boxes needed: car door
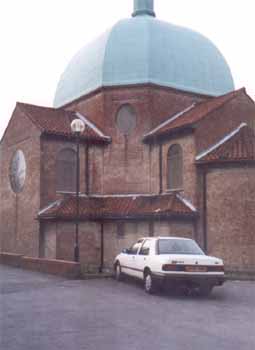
[135,239,153,280]
[121,240,143,277]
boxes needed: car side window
[139,240,151,256]
[129,241,143,255]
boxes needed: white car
[114,237,225,296]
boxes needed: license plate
[185,266,207,272]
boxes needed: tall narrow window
[167,144,183,190]
[56,149,76,192]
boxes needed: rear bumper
[153,272,225,287]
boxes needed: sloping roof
[38,193,197,221]
[196,124,255,163]
[17,102,110,143]
[143,88,245,142]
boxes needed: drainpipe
[99,222,104,273]
[159,144,163,194]
[202,169,208,253]
[85,144,90,195]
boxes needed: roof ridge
[17,101,59,111]
[196,87,245,110]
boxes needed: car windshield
[158,239,204,255]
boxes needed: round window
[116,104,137,135]
[9,150,26,193]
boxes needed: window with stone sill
[167,144,183,190]
[56,148,76,192]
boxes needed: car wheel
[198,285,213,297]
[115,262,123,281]
[144,271,157,294]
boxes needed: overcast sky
[0,0,254,139]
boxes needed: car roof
[140,236,192,241]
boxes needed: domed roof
[54,0,234,107]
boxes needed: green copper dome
[54,0,234,107]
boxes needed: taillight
[162,264,178,271]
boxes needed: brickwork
[66,85,204,195]
[41,138,87,206]
[0,105,41,257]
[1,84,255,274]
[42,221,101,269]
[206,166,255,272]
[0,253,81,278]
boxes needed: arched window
[56,149,76,192]
[167,144,183,190]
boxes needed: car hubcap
[145,274,152,291]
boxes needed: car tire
[115,262,123,281]
[198,285,213,297]
[144,270,157,294]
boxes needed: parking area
[1,265,255,350]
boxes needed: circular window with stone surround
[116,104,137,135]
[9,150,26,193]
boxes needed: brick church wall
[0,106,41,256]
[65,85,204,195]
[40,138,87,206]
[206,166,255,272]
[42,221,101,269]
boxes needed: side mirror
[122,248,129,254]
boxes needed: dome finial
[132,0,156,17]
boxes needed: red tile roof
[144,88,245,142]
[17,102,110,143]
[196,124,255,163]
[38,194,197,221]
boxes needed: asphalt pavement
[0,265,255,350]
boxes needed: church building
[1,0,255,274]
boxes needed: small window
[139,240,152,256]
[116,104,137,135]
[56,149,76,192]
[129,241,143,255]
[167,144,183,190]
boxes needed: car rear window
[158,239,204,255]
